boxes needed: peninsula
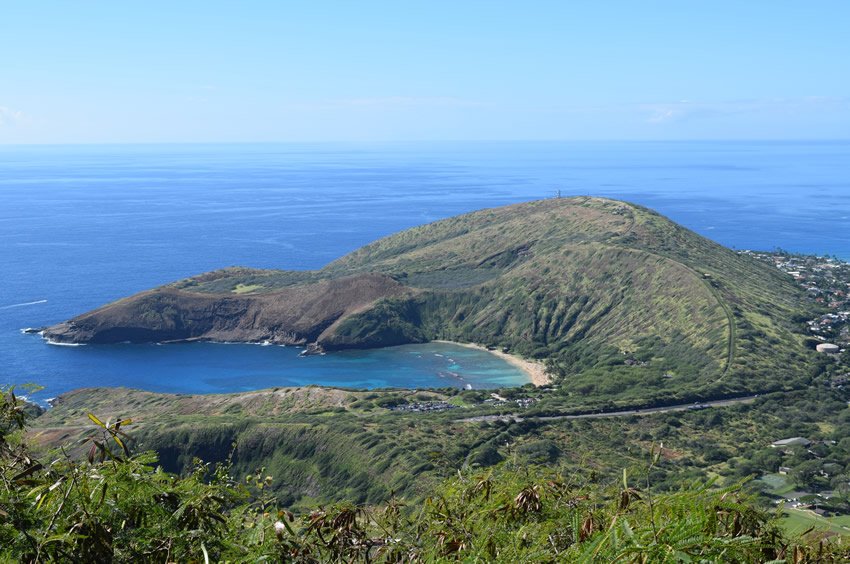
[43,197,815,401]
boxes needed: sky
[1,1,849,143]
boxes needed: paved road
[460,395,759,423]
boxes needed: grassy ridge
[46,197,817,403]
[324,197,814,400]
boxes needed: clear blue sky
[2,1,848,143]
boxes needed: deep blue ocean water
[2,141,849,403]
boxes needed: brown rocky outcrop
[44,273,412,346]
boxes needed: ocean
[2,141,849,402]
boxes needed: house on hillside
[771,437,811,449]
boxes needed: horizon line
[2,138,850,148]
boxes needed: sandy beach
[434,340,551,386]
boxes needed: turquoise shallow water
[23,341,528,400]
[1,141,848,403]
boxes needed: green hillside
[44,197,816,403]
[323,197,815,400]
[14,384,850,561]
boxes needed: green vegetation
[5,388,848,562]
[45,197,818,407]
[318,197,815,403]
[173,267,320,294]
[28,349,850,524]
[780,510,850,537]
[232,283,263,294]
[26,200,850,560]
[745,250,850,348]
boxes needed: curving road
[460,395,759,423]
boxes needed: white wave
[45,339,86,347]
[0,299,47,310]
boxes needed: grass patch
[447,396,470,408]
[758,473,794,495]
[779,508,850,537]
[232,283,263,294]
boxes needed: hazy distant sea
[2,141,849,402]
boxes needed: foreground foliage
[3,388,848,562]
